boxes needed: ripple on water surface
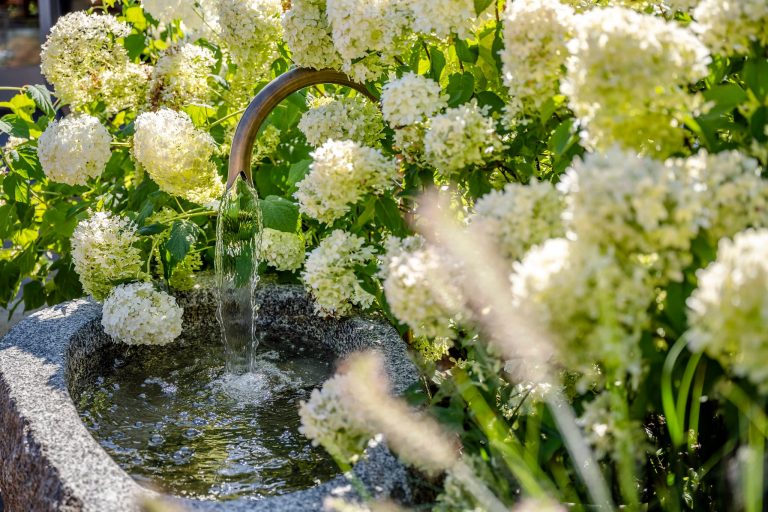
[77,343,339,501]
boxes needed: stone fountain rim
[0,283,418,512]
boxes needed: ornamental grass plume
[301,230,376,316]
[294,140,398,224]
[102,282,183,346]
[37,114,111,186]
[687,229,768,393]
[562,7,710,156]
[298,95,384,148]
[132,108,222,207]
[71,212,144,301]
[40,12,150,113]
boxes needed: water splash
[215,179,263,374]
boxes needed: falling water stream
[215,179,264,374]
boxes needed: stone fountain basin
[0,284,418,511]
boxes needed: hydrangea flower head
[298,95,384,148]
[294,140,397,224]
[260,228,305,271]
[71,212,144,300]
[102,282,183,346]
[381,73,447,128]
[687,229,768,393]
[148,43,216,109]
[37,115,111,186]
[133,108,222,207]
[694,0,768,55]
[282,0,343,70]
[302,230,376,316]
[218,0,283,78]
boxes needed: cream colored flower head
[37,114,111,186]
[102,282,183,346]
[133,108,222,207]
[381,72,447,128]
[299,95,383,148]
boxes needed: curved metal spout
[226,68,377,190]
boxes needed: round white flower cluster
[562,7,710,156]
[40,12,150,113]
[326,0,412,82]
[501,0,575,120]
[694,0,768,55]
[687,229,768,393]
[298,95,384,148]
[148,43,215,109]
[71,212,144,300]
[424,100,502,176]
[380,235,468,339]
[133,108,222,207]
[260,228,305,271]
[299,371,371,462]
[218,0,283,78]
[511,239,654,383]
[282,0,343,70]
[410,0,491,39]
[102,282,183,346]
[680,151,768,244]
[381,72,447,128]
[294,139,397,224]
[559,148,702,280]
[470,181,564,264]
[301,230,376,316]
[37,115,111,186]
[142,0,199,26]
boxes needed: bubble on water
[184,428,202,439]
[144,377,178,395]
[215,356,304,405]
[149,434,165,447]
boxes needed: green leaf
[446,72,475,107]
[287,159,311,188]
[476,91,505,114]
[24,85,55,117]
[124,33,148,60]
[455,39,479,64]
[22,280,46,310]
[165,220,201,268]
[473,0,494,16]
[138,223,167,236]
[3,173,29,203]
[549,118,576,157]
[743,58,768,103]
[751,106,768,142]
[0,115,30,138]
[375,196,407,236]
[260,195,300,233]
[429,46,446,83]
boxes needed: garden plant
[1,0,768,509]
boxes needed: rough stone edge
[0,285,420,512]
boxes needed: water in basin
[76,342,339,501]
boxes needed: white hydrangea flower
[693,0,768,55]
[133,109,222,206]
[102,282,183,346]
[40,12,150,113]
[559,148,704,281]
[687,229,768,393]
[380,235,468,339]
[282,0,343,70]
[577,391,645,462]
[148,43,215,109]
[37,115,111,186]
[294,139,398,224]
[381,72,447,128]
[326,0,412,82]
[424,100,502,176]
[260,228,305,271]
[501,0,575,120]
[410,0,492,39]
[299,371,371,462]
[302,230,376,316]
[562,7,710,156]
[218,0,283,77]
[143,0,220,39]
[71,212,144,301]
[470,181,564,264]
[511,239,654,384]
[298,95,383,147]
[680,151,768,243]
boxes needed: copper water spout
[226,68,377,191]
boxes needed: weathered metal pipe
[226,68,376,190]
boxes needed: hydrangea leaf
[260,195,300,233]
